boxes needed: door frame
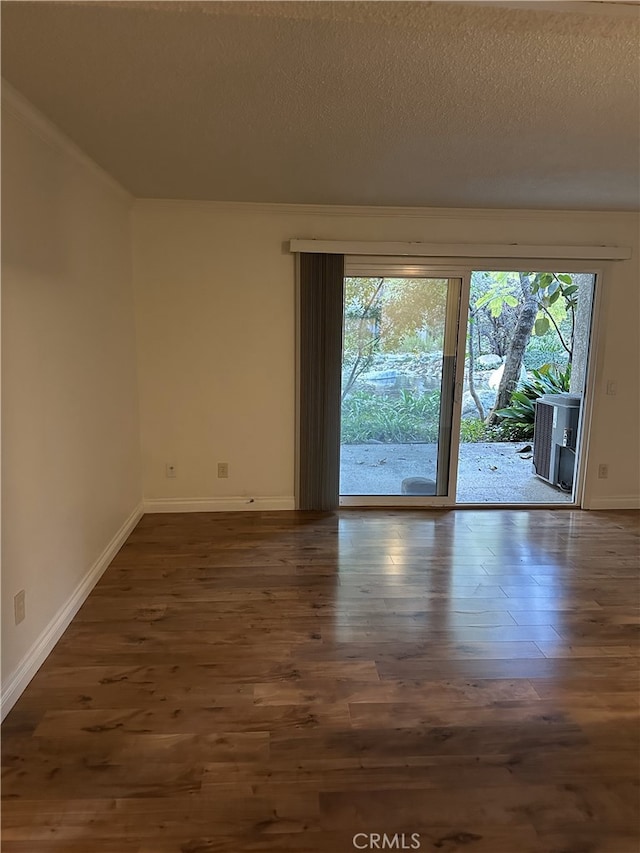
[296,254,606,509]
[440,259,605,510]
[339,262,469,507]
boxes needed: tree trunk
[467,310,485,420]
[486,273,537,425]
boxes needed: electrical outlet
[14,590,26,625]
[598,464,609,479]
[166,463,177,479]
[217,462,229,479]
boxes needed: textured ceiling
[2,1,639,209]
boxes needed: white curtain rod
[289,239,631,261]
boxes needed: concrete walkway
[340,442,573,503]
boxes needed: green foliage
[341,390,441,444]
[494,391,537,440]
[523,332,568,371]
[530,273,579,310]
[398,330,442,354]
[459,418,488,443]
[534,316,550,336]
[476,286,519,318]
[529,272,578,358]
[468,271,522,359]
[524,362,572,397]
[469,271,579,366]
[490,420,532,442]
[494,363,572,440]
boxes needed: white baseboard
[0,502,143,721]
[143,496,296,513]
[587,495,640,510]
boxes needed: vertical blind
[298,252,345,511]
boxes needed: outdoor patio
[340,441,573,503]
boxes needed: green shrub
[398,330,442,355]
[523,332,569,371]
[494,363,572,440]
[460,418,487,443]
[341,389,441,444]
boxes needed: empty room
[1,1,639,852]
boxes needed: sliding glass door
[297,252,598,509]
[339,259,467,505]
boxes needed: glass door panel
[455,269,596,505]
[339,274,462,503]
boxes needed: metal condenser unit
[533,392,582,491]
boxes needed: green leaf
[489,297,503,317]
[504,295,519,307]
[540,273,553,288]
[563,285,578,296]
[549,290,561,305]
[557,274,573,285]
[511,392,534,409]
[535,317,550,336]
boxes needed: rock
[360,369,397,384]
[461,390,496,419]
[401,477,437,495]
[476,354,503,370]
[488,362,528,390]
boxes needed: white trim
[574,269,605,509]
[449,271,472,503]
[437,277,464,500]
[143,496,296,513]
[345,259,470,278]
[135,198,639,223]
[290,240,631,261]
[586,496,640,510]
[1,79,131,204]
[0,502,143,721]
[340,495,454,508]
[454,502,577,510]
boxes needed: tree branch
[539,303,572,356]
[341,279,385,400]
[467,309,485,420]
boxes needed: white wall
[1,87,637,718]
[132,200,640,510]
[1,90,143,713]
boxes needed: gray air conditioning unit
[533,393,582,491]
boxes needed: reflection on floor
[340,442,573,503]
[3,509,638,850]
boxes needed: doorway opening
[337,258,597,507]
[455,270,596,504]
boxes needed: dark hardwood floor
[2,509,639,852]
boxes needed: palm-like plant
[495,363,572,439]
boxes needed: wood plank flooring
[2,509,639,852]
